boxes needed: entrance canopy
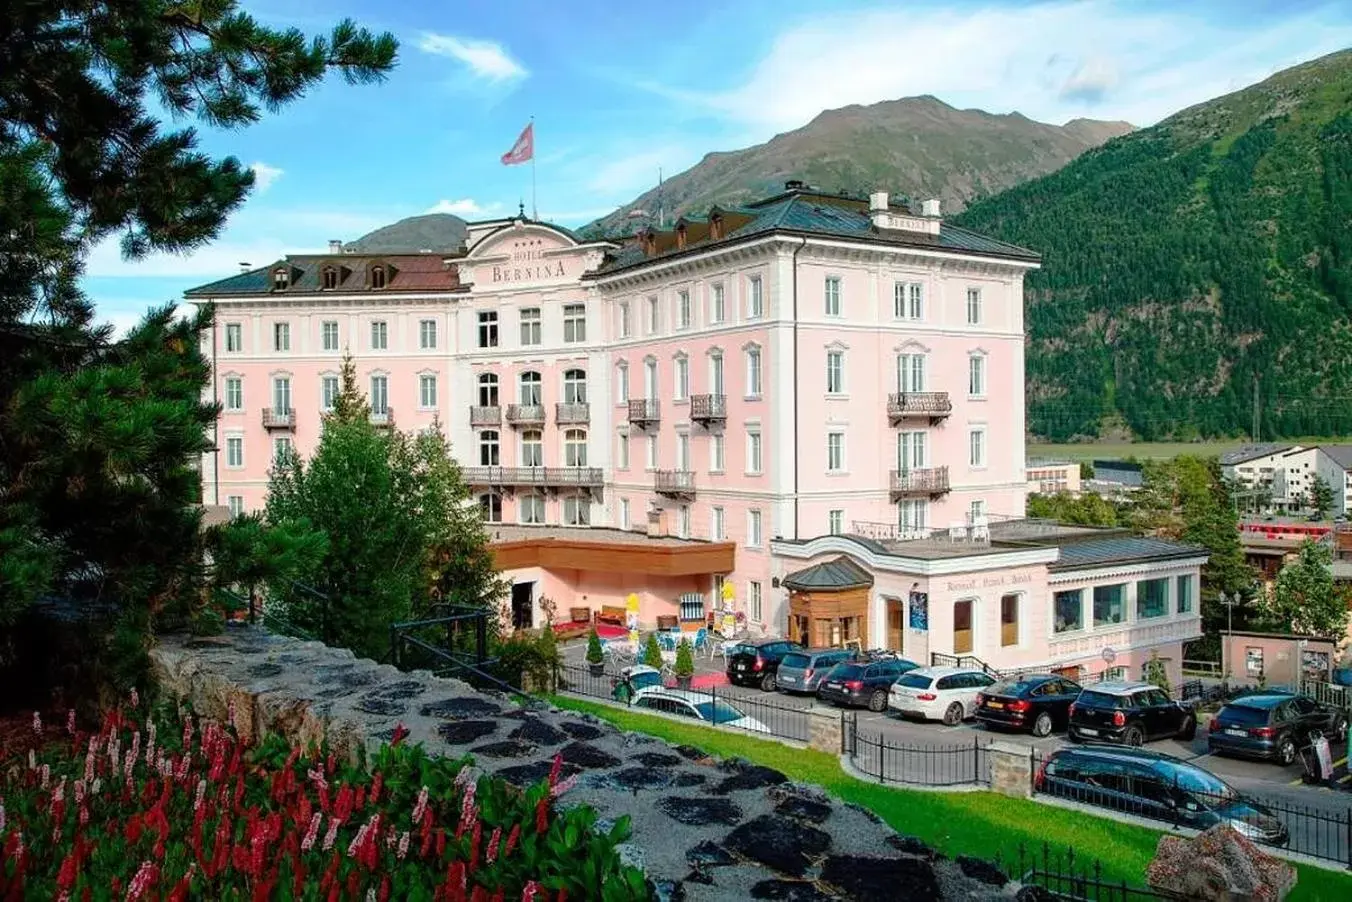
[782,556,874,592]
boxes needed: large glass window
[1093,584,1126,626]
[519,371,542,405]
[1054,589,1083,633]
[369,375,388,414]
[370,320,387,350]
[563,304,586,342]
[564,429,588,467]
[419,319,437,349]
[520,308,541,346]
[477,373,498,407]
[479,430,500,466]
[477,311,498,348]
[745,347,762,396]
[419,374,437,408]
[826,351,844,394]
[824,276,841,316]
[225,323,243,352]
[1137,578,1168,619]
[1177,574,1194,614]
[521,430,543,467]
[321,321,339,351]
[519,494,545,525]
[321,375,339,411]
[224,377,242,411]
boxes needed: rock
[617,842,645,872]
[648,878,685,902]
[713,764,789,794]
[674,744,709,762]
[558,741,622,769]
[748,880,836,901]
[247,663,285,679]
[885,834,937,859]
[602,767,675,791]
[686,840,737,868]
[495,759,581,788]
[559,720,605,741]
[509,717,568,746]
[355,696,409,716]
[772,791,832,824]
[632,751,683,768]
[724,814,832,877]
[820,854,941,901]
[684,869,714,886]
[956,855,1008,887]
[656,796,744,827]
[471,739,537,759]
[366,680,426,700]
[316,667,376,687]
[1146,824,1297,902]
[671,772,707,788]
[436,720,499,745]
[420,697,503,719]
[1013,886,1057,902]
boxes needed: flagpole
[530,115,537,220]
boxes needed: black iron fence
[845,721,990,788]
[1003,843,1169,901]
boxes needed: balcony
[887,392,952,426]
[555,402,590,425]
[655,469,696,500]
[369,407,395,428]
[627,398,660,429]
[889,466,950,500]
[461,466,604,492]
[689,394,727,428]
[261,408,295,430]
[505,404,547,427]
[470,405,501,427]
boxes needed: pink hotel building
[189,183,1207,683]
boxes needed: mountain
[346,213,467,252]
[954,49,1352,442]
[587,96,1133,234]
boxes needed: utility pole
[1251,373,1260,442]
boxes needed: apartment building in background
[189,182,1207,684]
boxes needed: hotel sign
[490,246,567,284]
[945,571,1034,593]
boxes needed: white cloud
[586,148,688,195]
[1059,56,1119,103]
[418,33,527,82]
[99,305,193,338]
[249,162,284,192]
[425,198,503,217]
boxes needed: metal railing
[1301,679,1352,712]
[845,716,991,787]
[469,405,501,426]
[261,407,295,429]
[889,466,950,497]
[849,520,932,542]
[886,391,952,422]
[654,469,696,497]
[1004,843,1170,901]
[505,404,546,426]
[461,466,604,488]
[555,402,590,425]
[627,398,660,426]
[690,393,727,422]
[1181,659,1223,677]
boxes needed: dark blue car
[1207,693,1347,765]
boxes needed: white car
[630,687,771,734]
[889,667,997,725]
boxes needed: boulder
[1146,824,1296,902]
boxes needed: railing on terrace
[849,521,932,542]
[689,393,727,424]
[889,466,950,499]
[555,402,590,425]
[626,398,660,428]
[845,716,990,788]
[469,405,502,426]
[886,391,952,424]
[460,466,604,488]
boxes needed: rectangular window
[370,320,387,350]
[519,495,545,525]
[1136,578,1169,619]
[321,320,339,351]
[676,505,691,539]
[619,302,631,338]
[617,432,629,470]
[966,287,982,325]
[273,322,290,352]
[826,350,844,394]
[894,282,923,319]
[968,356,986,397]
[419,374,437,409]
[564,497,590,526]
[897,431,927,471]
[747,276,763,318]
[321,375,339,411]
[898,499,928,530]
[227,496,244,517]
[749,581,763,622]
[563,304,586,343]
[1093,584,1126,626]
[620,498,631,530]
[646,435,657,469]
[969,428,986,468]
[519,307,541,346]
[224,377,242,411]
[480,494,502,524]
[712,506,725,541]
[1054,589,1083,633]
[711,283,725,324]
[674,357,689,401]
[646,296,659,334]
[225,323,243,352]
[896,354,927,393]
[675,433,690,471]
[827,432,845,472]
[419,319,437,350]
[225,436,243,468]
[969,499,986,521]
[828,509,844,535]
[478,311,498,348]
[824,276,841,316]
[746,432,762,474]
[747,510,762,547]
[745,347,762,396]
[616,365,629,403]
[273,436,293,464]
[710,434,725,472]
[1176,574,1193,614]
[272,376,291,413]
[370,375,388,414]
[676,291,691,329]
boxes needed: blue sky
[86,0,1352,333]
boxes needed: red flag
[500,123,533,166]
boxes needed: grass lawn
[1027,437,1352,462]
[552,696,1352,901]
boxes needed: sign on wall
[908,591,928,631]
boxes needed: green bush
[1143,650,1171,696]
[642,633,664,669]
[674,639,695,678]
[586,627,604,665]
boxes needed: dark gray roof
[1049,537,1209,571]
[782,556,875,591]
[1319,445,1352,470]
[1220,444,1294,466]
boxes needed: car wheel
[1178,715,1196,741]
[1276,735,1297,766]
[942,702,964,726]
[1123,726,1145,747]
[868,690,887,713]
[761,672,777,692]
[1032,712,1054,738]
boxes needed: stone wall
[152,629,1038,902]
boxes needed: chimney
[869,191,889,212]
[870,190,892,229]
[328,239,342,254]
[637,228,657,256]
[921,198,941,217]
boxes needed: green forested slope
[954,49,1352,441]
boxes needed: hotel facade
[189,183,1206,683]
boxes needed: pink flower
[301,811,323,851]
[227,698,236,729]
[91,777,102,795]
[411,785,429,824]
[486,826,501,864]
[322,815,341,852]
[550,774,578,799]
[41,764,50,789]
[126,860,157,900]
[194,779,207,812]
[27,749,35,771]
[522,881,542,902]
[129,688,139,709]
[67,709,76,735]
[397,830,409,860]
[32,712,41,735]
[0,801,6,833]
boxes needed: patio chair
[657,631,678,652]
[692,627,710,658]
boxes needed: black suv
[1208,692,1348,765]
[815,658,918,711]
[726,639,803,691]
[1067,681,1196,745]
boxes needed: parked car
[611,664,664,703]
[816,658,918,711]
[776,648,857,695]
[726,639,804,691]
[629,687,770,733]
[1207,692,1348,765]
[975,674,1083,737]
[888,667,997,724]
[1035,745,1288,847]
[1067,682,1196,745]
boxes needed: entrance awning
[782,556,874,592]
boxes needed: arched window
[477,373,499,407]
[479,493,502,523]
[563,369,587,404]
[321,267,338,290]
[519,371,542,406]
[478,430,500,466]
[521,430,543,467]
[564,429,588,467]
[370,265,386,289]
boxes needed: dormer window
[710,214,724,241]
[676,223,688,250]
[370,265,386,289]
[273,268,289,290]
[322,267,338,290]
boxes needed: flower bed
[0,702,648,900]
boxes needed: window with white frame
[480,493,502,523]
[676,291,692,329]
[826,350,844,394]
[674,356,689,401]
[419,319,437,350]
[521,430,543,467]
[969,428,986,468]
[617,431,630,469]
[969,500,986,521]
[894,282,924,319]
[273,322,290,352]
[616,363,629,403]
[896,353,926,393]
[225,436,244,468]
[273,268,289,290]
[419,374,437,409]
[620,498,631,530]
[711,506,725,540]
[273,435,293,464]
[369,375,388,414]
[827,431,845,472]
[564,429,588,467]
[645,435,657,469]
[519,307,541,346]
[676,432,690,470]
[966,287,982,325]
[370,320,387,350]
[619,302,631,338]
[646,296,659,334]
[749,581,763,621]
[563,369,587,404]
[898,499,927,530]
[746,431,763,474]
[563,304,586,343]
[747,276,763,318]
[224,377,242,411]
[321,321,339,351]
[477,373,499,407]
[272,376,291,413]
[321,375,339,411]
[478,311,498,348]
[227,496,245,517]
[710,434,725,472]
[709,351,725,395]
[519,371,542,405]
[677,505,691,538]
[747,509,762,547]
[519,494,545,525]
[745,346,762,396]
[828,509,844,535]
[479,430,500,466]
[897,431,926,471]
[968,354,986,397]
[563,496,590,526]
[225,323,243,352]
[711,283,725,323]
[824,276,841,316]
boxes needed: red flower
[504,824,520,858]
[535,798,548,834]
[392,723,410,746]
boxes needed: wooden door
[1001,594,1019,647]
[954,600,973,654]
[887,600,905,653]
